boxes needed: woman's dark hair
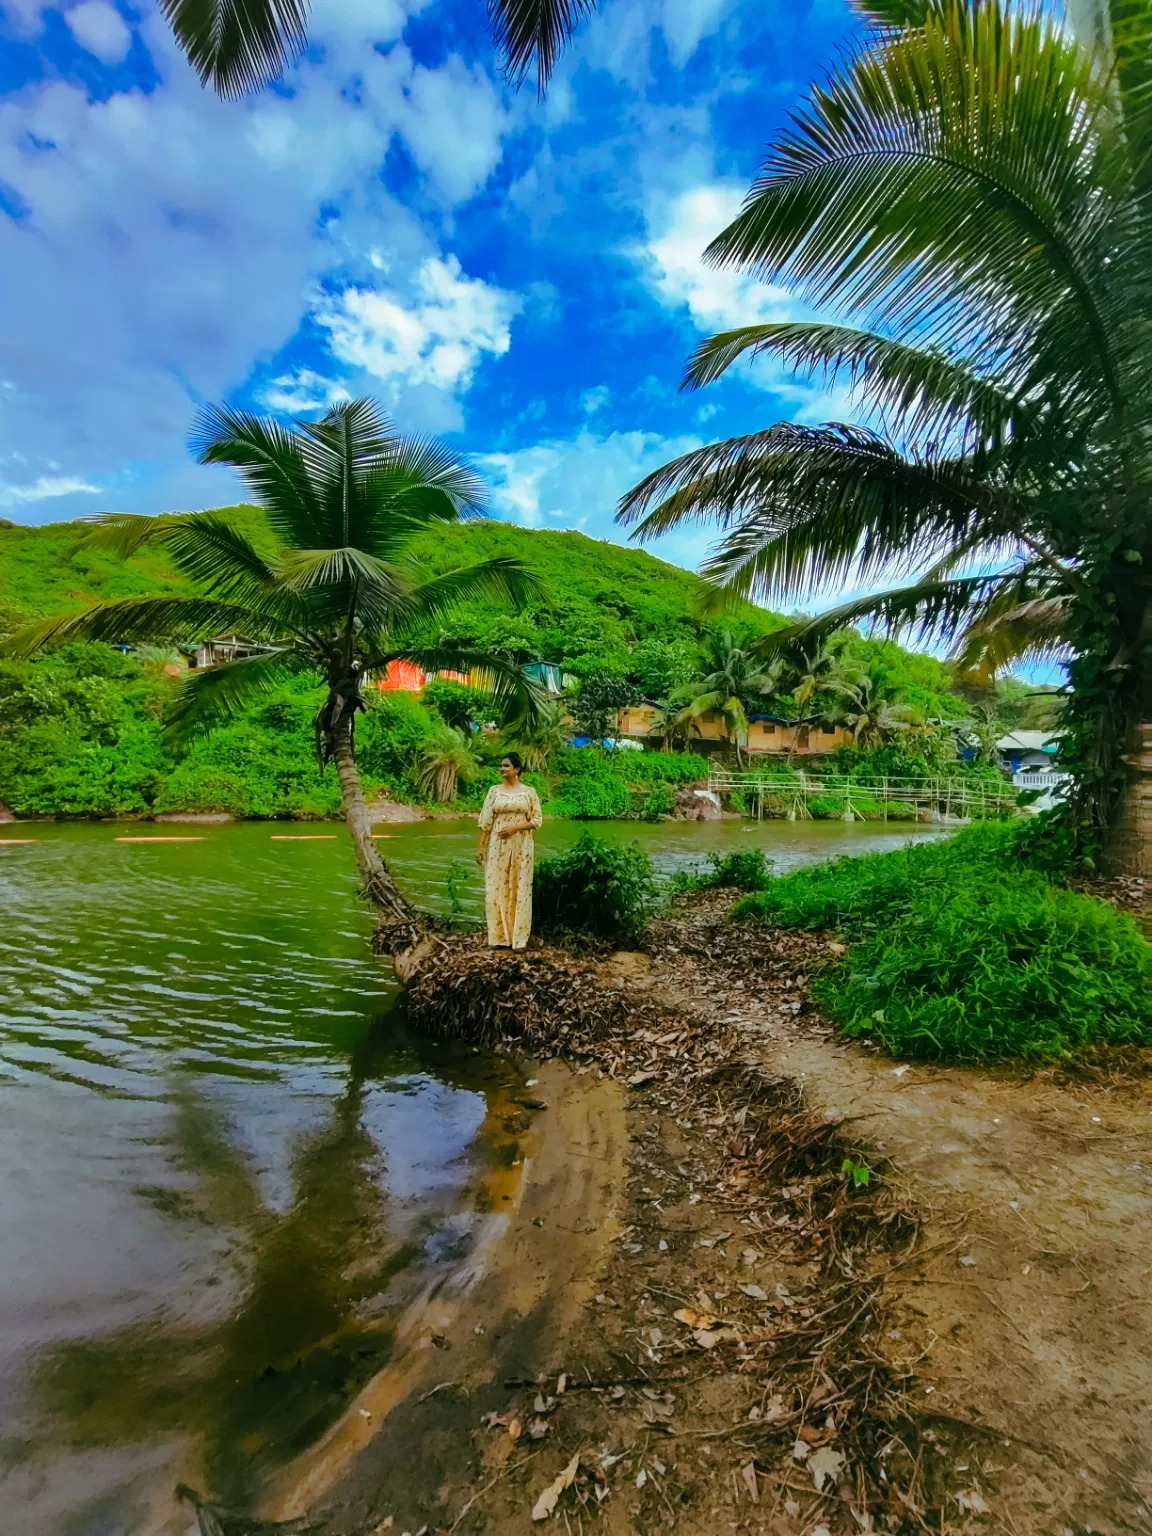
[501,752,523,771]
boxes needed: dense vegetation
[533,831,659,943]
[620,0,1151,875]
[0,512,1050,820]
[734,823,1151,1062]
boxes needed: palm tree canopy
[619,0,1152,675]
[167,0,600,98]
[3,399,547,738]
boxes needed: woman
[476,753,543,950]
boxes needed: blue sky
[0,0,863,577]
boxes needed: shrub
[550,774,631,820]
[534,831,658,942]
[674,848,774,893]
[640,782,677,820]
[734,823,1150,1062]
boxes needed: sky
[0,0,864,579]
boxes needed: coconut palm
[776,638,839,712]
[620,0,1152,873]
[829,671,922,750]
[416,725,481,803]
[670,630,776,762]
[500,699,567,773]
[3,399,543,923]
[168,0,600,99]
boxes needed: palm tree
[166,0,600,99]
[620,0,1152,874]
[829,671,921,750]
[777,638,839,712]
[3,399,543,925]
[670,630,775,763]
[500,699,567,773]
[416,725,481,803]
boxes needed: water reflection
[0,830,522,1535]
[0,818,935,1534]
[31,1026,521,1520]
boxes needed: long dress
[478,782,543,949]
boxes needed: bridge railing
[705,768,1019,819]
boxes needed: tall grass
[734,823,1150,1062]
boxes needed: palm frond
[951,592,1071,671]
[745,573,1012,657]
[192,404,330,551]
[159,0,307,97]
[77,511,280,606]
[683,321,1041,454]
[620,423,1023,598]
[356,437,488,557]
[378,646,547,729]
[403,557,548,626]
[0,597,270,658]
[159,515,279,598]
[706,2,1127,421]
[76,512,192,560]
[488,0,598,91]
[851,0,932,25]
[164,650,309,737]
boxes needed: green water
[0,816,936,1534]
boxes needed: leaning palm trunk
[329,713,412,920]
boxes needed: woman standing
[476,754,543,950]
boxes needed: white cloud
[580,384,611,415]
[0,475,98,507]
[0,2,518,519]
[65,1,132,64]
[399,56,512,204]
[259,369,351,414]
[660,0,734,66]
[479,427,717,572]
[317,257,518,393]
[642,182,799,331]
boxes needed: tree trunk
[331,714,413,922]
[1100,719,1152,880]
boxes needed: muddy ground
[206,889,1150,1536]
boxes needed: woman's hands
[497,820,530,838]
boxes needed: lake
[0,816,937,1534]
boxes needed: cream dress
[478,782,543,949]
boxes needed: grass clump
[673,847,774,894]
[533,831,659,943]
[733,822,1150,1062]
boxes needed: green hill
[0,510,779,656]
[0,510,983,823]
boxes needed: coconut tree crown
[619,0,1152,867]
[5,398,547,915]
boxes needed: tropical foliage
[533,830,659,942]
[735,822,1151,1062]
[164,0,600,99]
[620,0,1152,873]
[667,630,776,761]
[2,400,543,916]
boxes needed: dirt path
[648,903,1152,1535]
[271,896,1149,1536]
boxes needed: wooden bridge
[705,768,1023,821]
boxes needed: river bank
[293,890,1152,1536]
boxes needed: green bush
[734,823,1150,1062]
[674,848,774,893]
[533,831,659,942]
[550,774,631,820]
[641,782,677,820]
